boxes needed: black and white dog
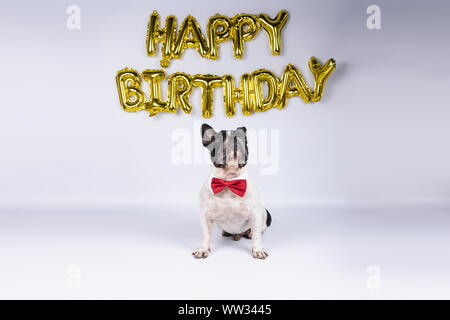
[192,124,272,259]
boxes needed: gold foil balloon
[116,68,145,112]
[207,15,232,59]
[277,63,312,108]
[142,70,168,116]
[168,72,193,114]
[308,57,336,102]
[231,14,259,58]
[146,11,290,67]
[252,69,279,112]
[222,75,236,117]
[173,15,209,62]
[116,59,336,118]
[239,74,254,116]
[192,75,223,118]
[146,11,177,68]
[222,73,255,116]
[258,10,289,55]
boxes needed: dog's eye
[210,149,215,157]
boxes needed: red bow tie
[211,177,247,197]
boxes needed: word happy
[147,10,289,67]
[116,57,336,118]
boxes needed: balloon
[146,11,177,68]
[116,68,145,112]
[173,15,209,62]
[308,57,336,102]
[231,14,259,58]
[239,73,254,116]
[168,72,193,114]
[207,15,232,59]
[222,75,237,117]
[277,63,312,108]
[116,60,336,118]
[142,70,168,116]
[146,11,290,67]
[192,75,223,118]
[146,11,162,56]
[222,73,254,116]
[252,69,279,112]
[258,10,289,55]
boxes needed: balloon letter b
[116,68,146,112]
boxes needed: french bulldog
[192,123,272,259]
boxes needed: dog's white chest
[199,169,265,235]
[206,189,252,234]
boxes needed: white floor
[1,204,449,299]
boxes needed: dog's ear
[201,123,216,146]
[236,126,247,136]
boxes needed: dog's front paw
[252,247,269,259]
[192,247,210,259]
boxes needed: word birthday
[147,10,289,67]
[116,57,336,118]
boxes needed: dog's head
[201,123,248,170]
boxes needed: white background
[0,0,450,299]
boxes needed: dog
[192,124,272,259]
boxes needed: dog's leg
[192,212,213,259]
[250,209,269,259]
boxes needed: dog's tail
[266,209,272,227]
